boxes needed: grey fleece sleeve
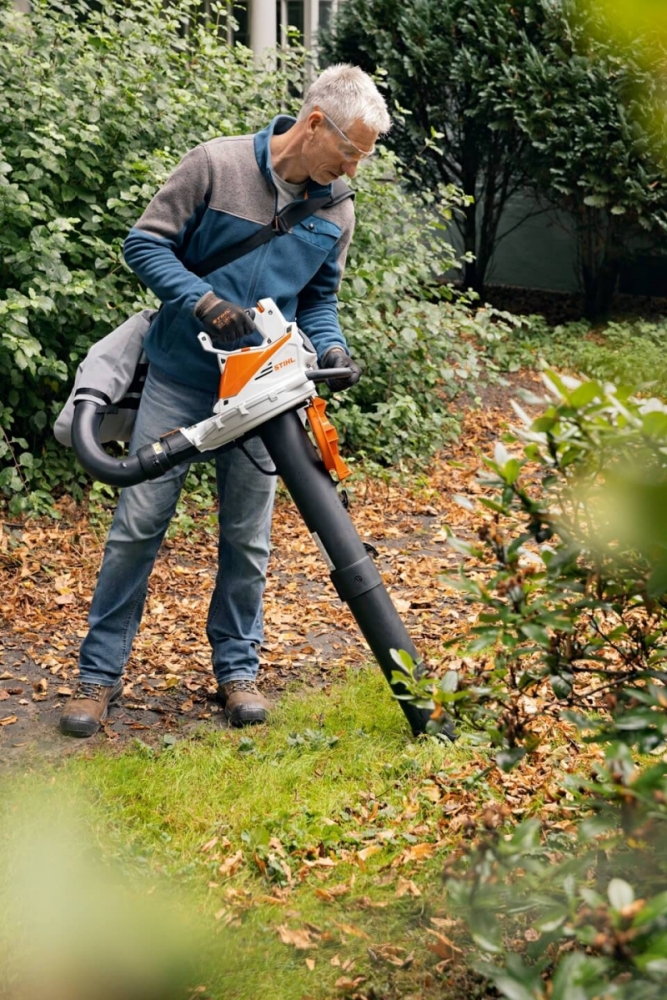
[123,145,214,313]
[297,204,356,359]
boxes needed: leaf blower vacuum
[71,299,454,739]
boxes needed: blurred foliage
[397,370,667,998]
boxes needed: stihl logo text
[274,358,296,371]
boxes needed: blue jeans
[79,365,276,687]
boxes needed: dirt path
[0,371,542,764]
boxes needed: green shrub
[1,0,497,512]
[322,0,667,317]
[319,0,538,294]
[327,149,487,468]
[399,370,667,997]
[0,0,304,512]
[485,314,667,400]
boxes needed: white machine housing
[178,298,319,453]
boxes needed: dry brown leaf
[218,850,243,878]
[335,922,371,941]
[425,928,463,960]
[395,877,421,898]
[334,975,366,991]
[368,943,414,968]
[0,715,18,726]
[305,958,316,971]
[356,844,382,863]
[276,925,318,950]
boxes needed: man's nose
[342,160,358,178]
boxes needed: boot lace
[72,681,104,701]
[222,679,260,695]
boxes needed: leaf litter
[0,371,607,997]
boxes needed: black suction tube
[71,400,200,488]
[260,409,455,739]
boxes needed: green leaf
[490,976,538,1000]
[632,891,667,927]
[496,747,526,772]
[519,622,550,645]
[389,648,415,673]
[607,878,634,910]
[569,381,600,408]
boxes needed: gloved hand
[194,292,256,343]
[321,346,362,392]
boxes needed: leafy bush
[322,0,667,317]
[328,150,490,468]
[398,371,667,996]
[499,0,667,320]
[0,0,495,512]
[484,314,667,400]
[0,0,304,511]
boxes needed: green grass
[487,314,667,398]
[1,669,483,1000]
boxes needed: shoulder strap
[186,179,354,279]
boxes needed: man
[60,64,391,737]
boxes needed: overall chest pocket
[292,215,341,252]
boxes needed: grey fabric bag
[53,308,157,447]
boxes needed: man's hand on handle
[194,292,256,343]
[321,346,362,392]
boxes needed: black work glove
[321,346,362,392]
[193,292,256,344]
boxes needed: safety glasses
[317,107,376,161]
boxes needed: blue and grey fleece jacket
[123,115,355,393]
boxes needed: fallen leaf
[276,925,318,950]
[335,922,371,941]
[218,850,244,877]
[305,958,316,971]
[356,844,382,863]
[425,928,463,960]
[368,943,414,968]
[335,975,366,991]
[0,715,18,726]
[395,877,422,898]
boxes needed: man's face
[304,110,379,185]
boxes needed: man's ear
[306,109,325,137]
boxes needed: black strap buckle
[273,213,291,235]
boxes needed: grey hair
[299,64,391,135]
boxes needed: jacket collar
[254,115,333,201]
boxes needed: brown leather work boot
[217,680,271,727]
[59,679,124,737]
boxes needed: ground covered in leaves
[0,371,545,762]
[1,370,618,1000]
[0,373,552,760]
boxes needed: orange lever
[305,396,351,481]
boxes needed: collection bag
[53,308,156,447]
